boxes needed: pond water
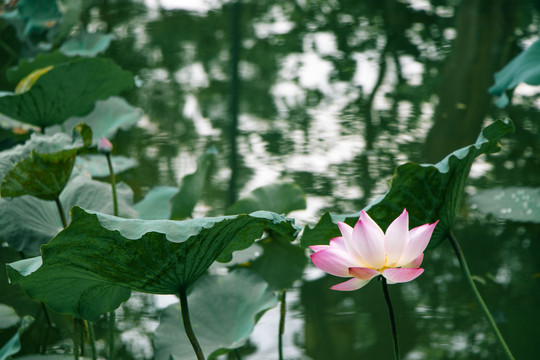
[2,0,540,359]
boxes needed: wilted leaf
[301,119,515,249]
[154,269,277,360]
[7,207,298,320]
[226,181,306,215]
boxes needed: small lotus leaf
[153,269,277,360]
[170,147,217,220]
[76,154,138,177]
[0,124,91,201]
[0,304,19,329]
[0,58,134,128]
[60,32,114,57]
[0,315,33,360]
[46,97,143,145]
[6,207,298,320]
[489,39,540,108]
[226,181,306,215]
[134,186,178,220]
[301,119,515,249]
[0,175,137,256]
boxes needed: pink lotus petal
[349,267,380,280]
[337,222,353,241]
[382,268,424,283]
[98,137,113,153]
[309,245,330,252]
[351,211,386,269]
[402,253,424,268]
[384,209,409,266]
[310,248,356,277]
[329,236,347,251]
[397,221,438,266]
[330,277,372,291]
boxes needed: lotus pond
[0,0,539,359]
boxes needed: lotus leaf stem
[448,231,515,360]
[278,290,286,360]
[381,276,400,360]
[105,153,118,217]
[87,320,97,360]
[109,311,116,360]
[55,197,67,228]
[179,287,205,360]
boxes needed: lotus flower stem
[278,290,287,360]
[179,287,205,360]
[54,197,67,228]
[448,231,515,360]
[105,153,119,217]
[381,276,400,360]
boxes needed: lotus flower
[98,137,113,154]
[310,209,438,291]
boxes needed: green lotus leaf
[153,269,277,360]
[7,52,73,85]
[0,175,137,256]
[76,154,138,177]
[489,39,540,108]
[60,32,114,57]
[0,58,134,128]
[0,124,91,201]
[248,236,307,291]
[170,147,217,220]
[301,118,515,249]
[46,97,143,145]
[469,187,540,223]
[134,186,177,220]
[226,181,306,215]
[6,207,298,320]
[0,0,62,38]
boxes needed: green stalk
[87,321,97,360]
[278,290,286,360]
[178,287,205,360]
[381,276,400,360]
[54,197,67,228]
[72,318,79,360]
[448,232,515,360]
[105,153,118,217]
[104,152,119,359]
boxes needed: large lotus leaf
[248,237,307,291]
[134,186,178,220]
[6,207,298,320]
[46,97,143,145]
[301,119,515,249]
[0,175,137,256]
[489,39,540,108]
[170,147,217,220]
[226,181,306,215]
[0,315,33,360]
[0,124,92,201]
[0,58,134,128]
[7,52,73,85]
[469,187,540,223]
[153,269,277,360]
[60,32,114,57]
[76,154,138,178]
